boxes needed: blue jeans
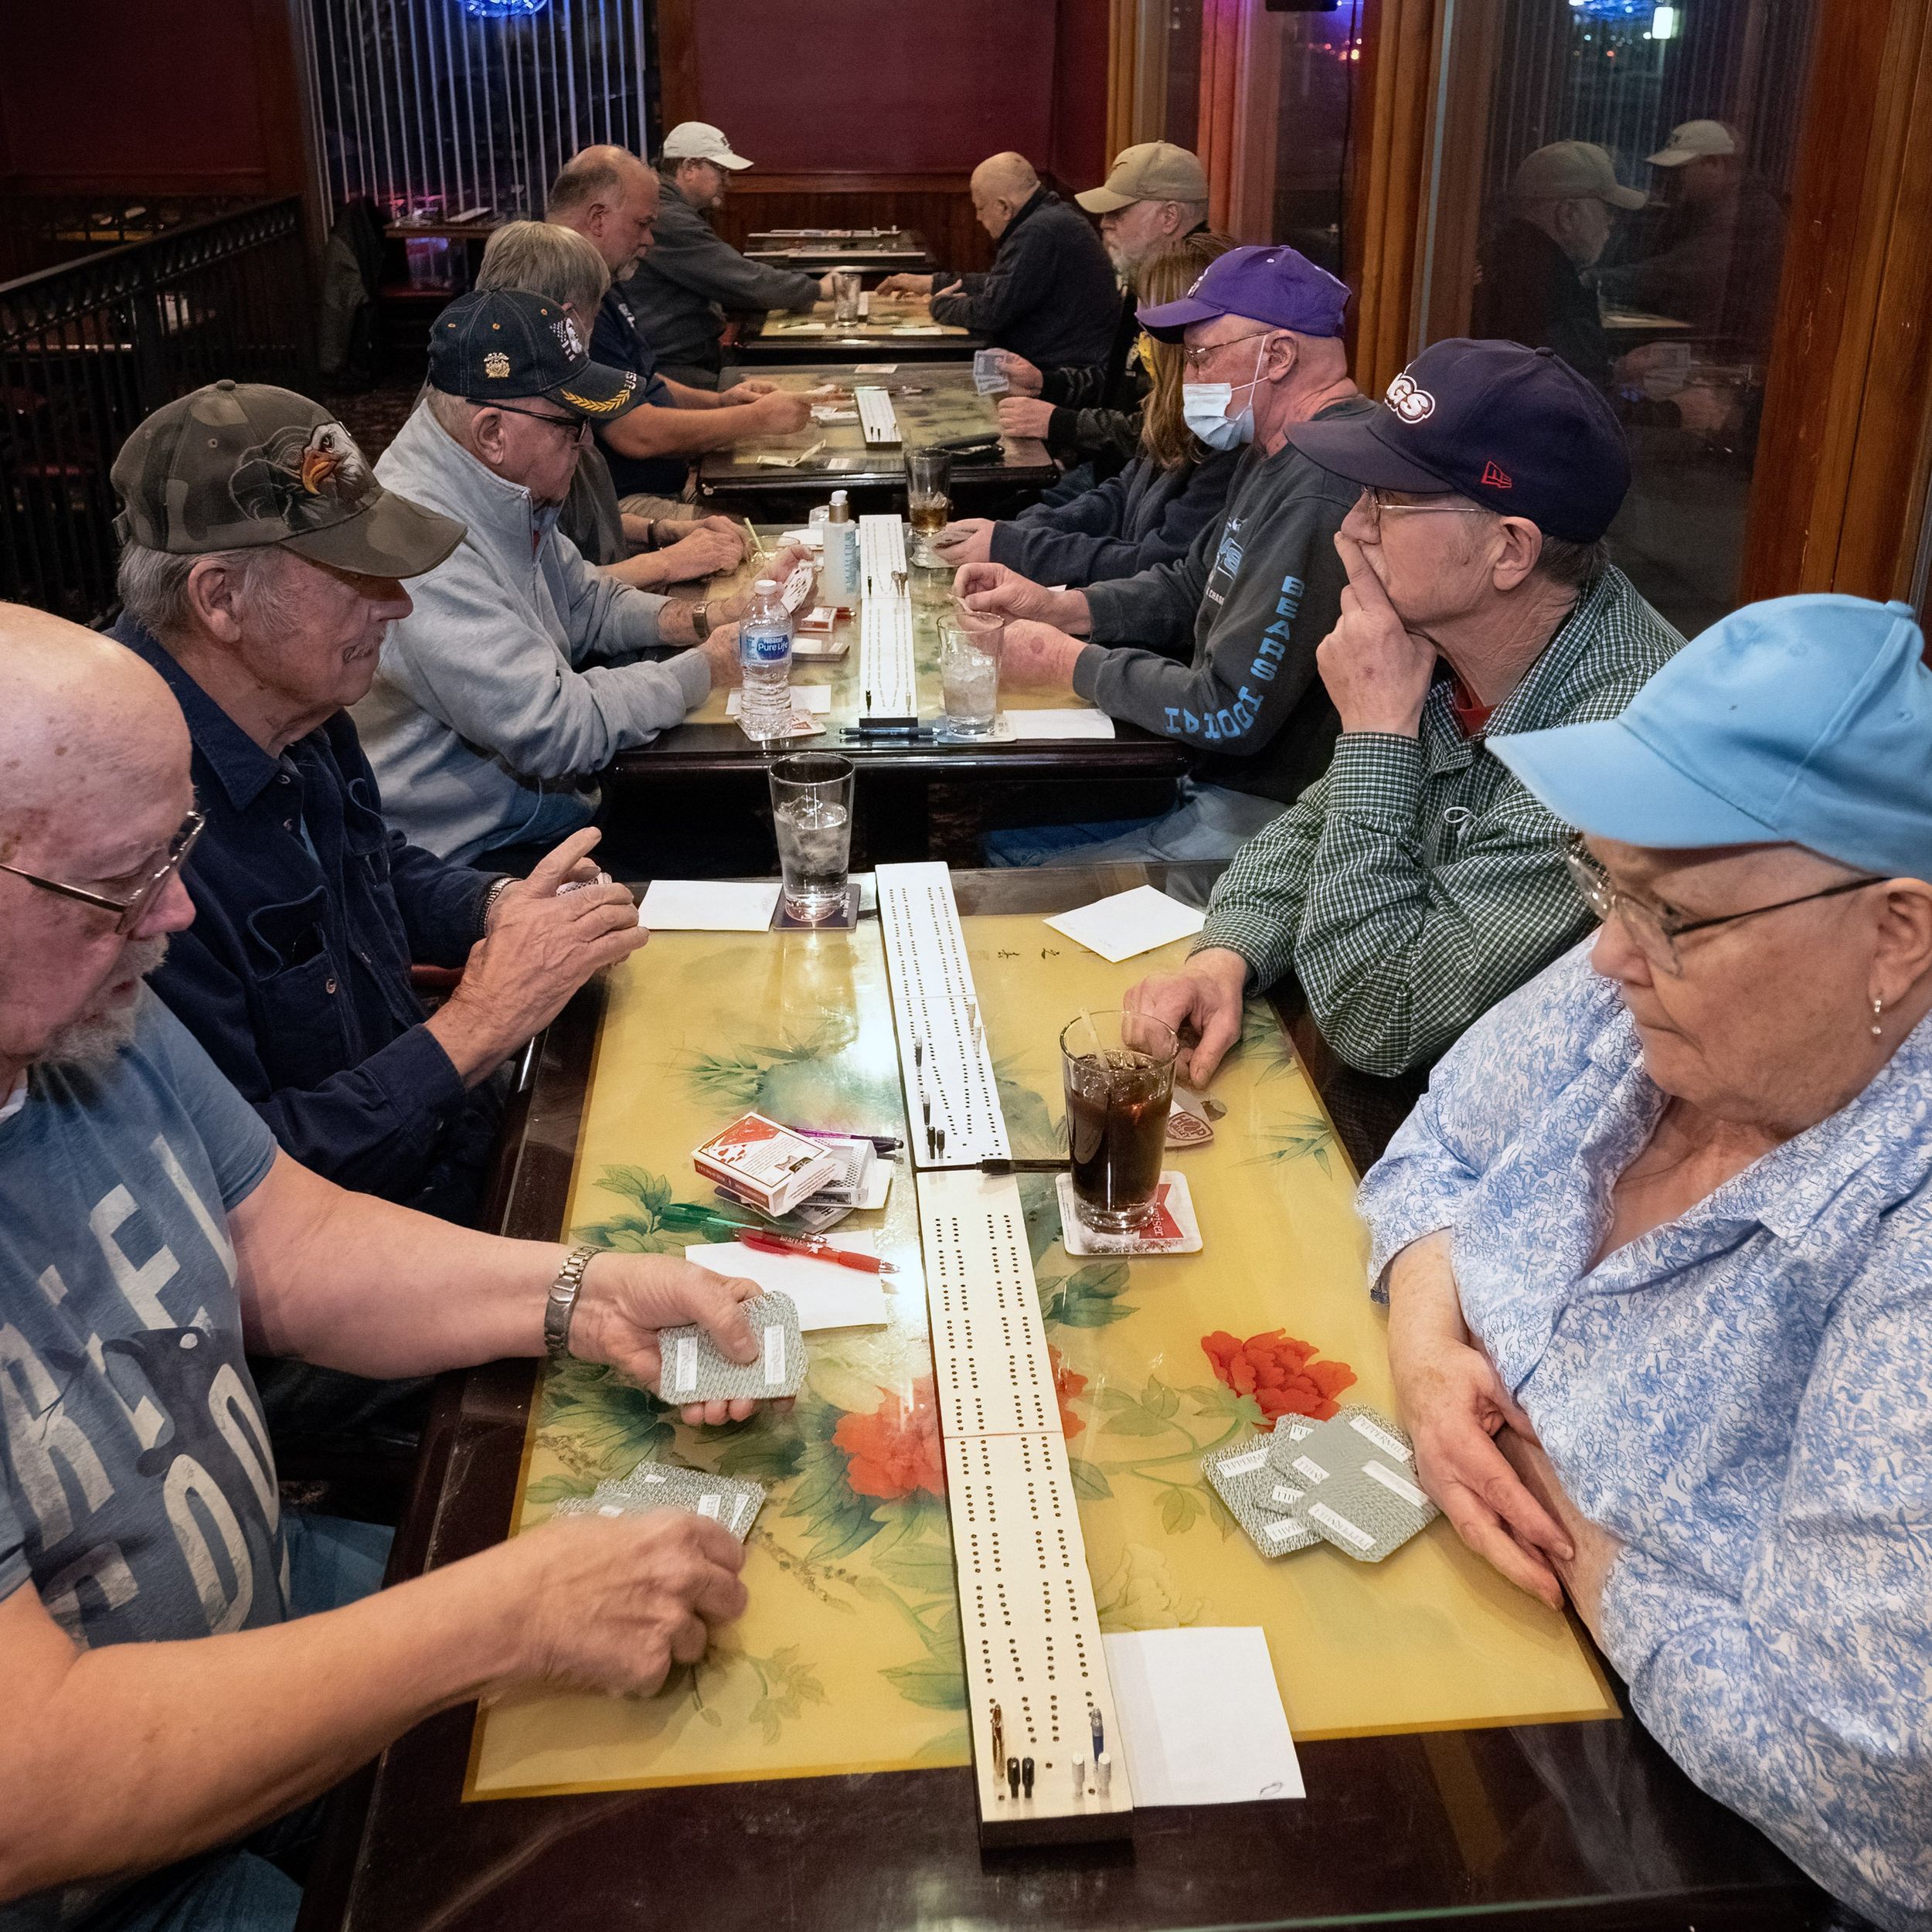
[984,777,1287,868]
[83,1515,393,1932]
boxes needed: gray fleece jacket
[355,401,712,862]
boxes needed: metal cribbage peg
[1006,1757,1021,1800]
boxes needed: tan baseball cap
[1648,119,1737,167]
[1077,141,1209,215]
[111,382,462,577]
[1511,141,1647,209]
[662,121,752,171]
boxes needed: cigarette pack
[693,1112,842,1216]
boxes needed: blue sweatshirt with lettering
[1072,394,1372,803]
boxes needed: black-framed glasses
[0,810,205,934]
[485,400,590,442]
[1563,835,1883,975]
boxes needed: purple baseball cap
[1138,243,1350,342]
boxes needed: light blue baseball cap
[1492,594,1932,880]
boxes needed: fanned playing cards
[551,1459,769,1543]
[656,1289,807,1405]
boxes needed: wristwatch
[478,874,515,938]
[543,1244,599,1359]
[692,601,713,641]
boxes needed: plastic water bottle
[738,577,794,741]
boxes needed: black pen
[978,1157,1069,1174]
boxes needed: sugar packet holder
[656,1289,806,1405]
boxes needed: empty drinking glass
[769,752,855,923]
[937,608,1005,739]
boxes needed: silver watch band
[543,1244,598,1359]
[692,600,713,642]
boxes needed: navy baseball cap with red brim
[1138,243,1349,341]
[1289,338,1631,542]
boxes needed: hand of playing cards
[1204,1405,1440,1565]
[553,1458,769,1543]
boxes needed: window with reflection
[1427,0,1818,634]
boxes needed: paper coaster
[736,711,823,743]
[770,883,861,930]
[1056,1170,1201,1256]
[930,716,1015,744]
[1166,1105,1214,1148]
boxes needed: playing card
[1304,1454,1438,1563]
[552,1458,769,1543]
[972,349,1009,396]
[1202,1430,1318,1556]
[1265,1403,1415,1492]
[656,1290,806,1405]
[713,1183,853,1234]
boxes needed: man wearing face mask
[1473,142,1646,386]
[352,288,755,866]
[955,245,1370,864]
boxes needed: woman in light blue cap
[1355,594,1932,1932]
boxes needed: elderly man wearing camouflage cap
[108,379,648,1237]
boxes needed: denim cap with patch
[1492,594,1932,881]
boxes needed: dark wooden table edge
[295,869,1825,1932]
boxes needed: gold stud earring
[1871,995,1885,1037]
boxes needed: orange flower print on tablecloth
[1201,1328,1357,1423]
[1049,1346,1088,1440]
[833,1376,946,1500]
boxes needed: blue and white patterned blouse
[1356,941,1932,1932]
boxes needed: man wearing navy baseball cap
[1354,594,1932,1932]
[354,287,786,863]
[959,243,1374,862]
[1126,335,1682,1078]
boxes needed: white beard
[34,937,169,1068]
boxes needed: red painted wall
[1050,0,1113,192]
[0,0,291,192]
[689,0,1090,175]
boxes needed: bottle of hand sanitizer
[821,488,859,610]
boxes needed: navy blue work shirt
[590,285,689,501]
[115,615,504,1220]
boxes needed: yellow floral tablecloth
[466,917,1612,1800]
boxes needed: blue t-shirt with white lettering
[0,990,283,1650]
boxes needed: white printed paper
[1043,885,1208,964]
[1102,1628,1304,1805]
[1002,709,1117,740]
[683,1237,889,1332]
[638,879,783,932]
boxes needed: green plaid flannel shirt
[1196,566,1683,1077]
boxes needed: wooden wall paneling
[655,0,701,131]
[1345,0,1440,395]
[1166,0,1205,151]
[1413,0,1500,350]
[1741,0,1932,603]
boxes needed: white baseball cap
[1648,119,1738,167]
[662,121,752,171]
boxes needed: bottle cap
[828,489,850,522]
[753,578,778,592]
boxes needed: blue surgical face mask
[1182,335,1275,451]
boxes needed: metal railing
[1,197,312,627]
[0,193,260,284]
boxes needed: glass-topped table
[294,864,1821,1932]
[729,292,979,366]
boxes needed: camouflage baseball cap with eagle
[111,379,464,577]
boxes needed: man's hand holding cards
[563,1252,801,1425]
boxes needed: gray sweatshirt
[1073,395,1374,804]
[355,401,711,862]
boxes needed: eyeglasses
[0,810,205,934]
[1563,836,1882,975]
[487,401,590,442]
[1181,330,1274,370]
[1363,487,1494,525]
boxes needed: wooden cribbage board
[877,863,1135,1845]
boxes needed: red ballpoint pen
[739,1230,897,1275]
